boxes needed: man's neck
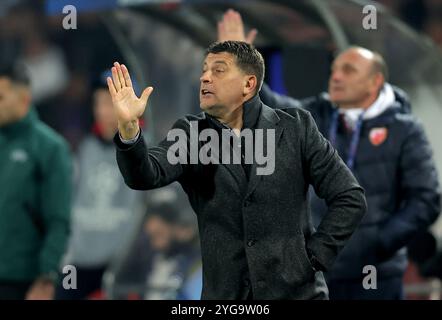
[216,104,243,134]
[211,94,257,134]
[339,91,380,110]
[0,107,31,129]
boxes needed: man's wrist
[120,130,140,144]
[118,120,140,140]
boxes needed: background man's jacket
[260,84,441,280]
[114,95,367,299]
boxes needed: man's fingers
[111,65,122,91]
[140,86,154,105]
[224,10,237,31]
[227,9,237,20]
[224,9,234,23]
[226,8,235,16]
[217,21,223,33]
[233,10,242,24]
[233,10,245,34]
[107,77,117,99]
[246,29,258,44]
[218,21,226,41]
[114,62,126,87]
[219,9,255,43]
[230,10,241,25]
[219,8,250,43]
[121,64,133,88]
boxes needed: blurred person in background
[142,194,202,300]
[0,3,69,104]
[55,72,146,300]
[0,62,72,300]
[217,9,441,299]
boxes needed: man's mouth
[201,89,214,96]
[330,85,344,91]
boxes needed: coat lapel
[245,104,283,198]
[200,102,284,197]
[198,114,247,196]
[218,132,248,195]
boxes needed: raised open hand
[107,62,153,139]
[217,9,258,44]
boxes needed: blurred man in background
[97,185,202,300]
[142,193,202,300]
[217,9,441,299]
[55,72,146,300]
[0,63,72,300]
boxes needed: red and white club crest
[369,127,388,146]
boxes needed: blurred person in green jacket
[0,63,72,300]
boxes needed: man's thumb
[246,29,258,44]
[141,86,154,104]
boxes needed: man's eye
[343,66,355,74]
[215,69,224,73]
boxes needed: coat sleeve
[377,119,441,261]
[114,118,191,190]
[39,138,72,278]
[301,111,367,271]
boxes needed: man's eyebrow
[332,62,357,71]
[212,60,228,66]
[202,60,228,69]
[342,63,357,70]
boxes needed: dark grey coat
[114,95,367,299]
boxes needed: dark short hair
[0,62,30,87]
[206,41,265,92]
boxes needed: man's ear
[17,86,32,110]
[372,72,385,92]
[243,75,257,96]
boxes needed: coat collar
[0,107,37,137]
[242,93,262,129]
[205,93,262,131]
[203,95,283,197]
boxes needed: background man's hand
[107,62,153,140]
[25,277,55,300]
[217,9,257,44]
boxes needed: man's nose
[330,70,343,82]
[200,70,211,83]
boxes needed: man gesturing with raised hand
[107,42,366,300]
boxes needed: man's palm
[107,62,153,124]
[113,86,145,122]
